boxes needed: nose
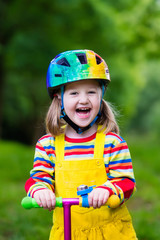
[78,93,89,104]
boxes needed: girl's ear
[57,93,61,100]
[53,93,61,100]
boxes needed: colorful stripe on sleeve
[25,134,55,197]
[100,132,136,203]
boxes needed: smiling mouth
[76,107,91,114]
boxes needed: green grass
[0,141,52,240]
[0,136,159,240]
[126,135,160,240]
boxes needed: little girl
[25,50,137,240]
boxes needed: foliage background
[0,0,160,239]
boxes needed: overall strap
[55,134,65,162]
[94,126,106,159]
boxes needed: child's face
[63,79,102,129]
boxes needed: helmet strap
[61,109,101,134]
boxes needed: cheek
[94,95,101,109]
[63,97,74,113]
[94,102,101,113]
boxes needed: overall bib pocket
[55,158,107,214]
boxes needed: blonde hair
[97,100,119,134]
[45,97,119,136]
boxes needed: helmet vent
[57,57,70,67]
[96,55,102,65]
[55,74,62,77]
[76,53,87,64]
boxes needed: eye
[70,91,78,95]
[88,90,96,94]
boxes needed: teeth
[77,108,89,110]
[76,107,90,112]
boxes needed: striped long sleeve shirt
[25,132,136,204]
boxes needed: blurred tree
[129,60,160,136]
[1,0,57,143]
[1,0,160,144]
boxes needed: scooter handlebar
[21,194,120,210]
[106,194,121,208]
[21,196,63,209]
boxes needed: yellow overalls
[49,129,137,240]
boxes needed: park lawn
[126,134,160,240]
[0,136,159,240]
[0,141,52,240]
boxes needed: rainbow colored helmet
[46,49,110,98]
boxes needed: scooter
[21,185,120,240]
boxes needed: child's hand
[34,189,56,211]
[88,188,110,209]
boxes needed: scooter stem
[62,198,79,240]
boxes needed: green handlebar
[21,196,63,209]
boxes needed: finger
[102,192,109,205]
[48,192,56,211]
[92,194,99,209]
[48,192,54,209]
[40,192,48,209]
[52,193,56,209]
[88,192,94,207]
[97,194,104,208]
[34,192,43,207]
[43,191,53,210]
